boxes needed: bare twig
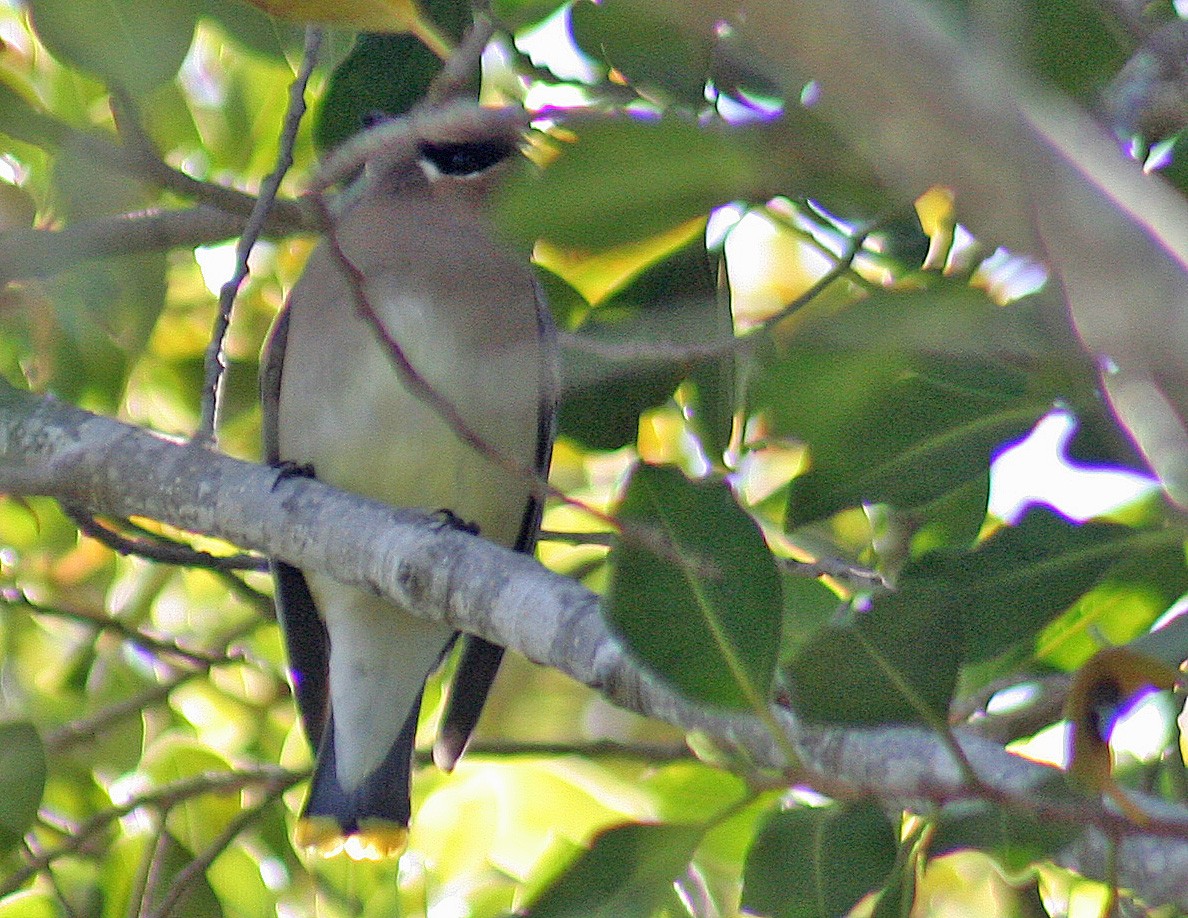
[0,206,306,287]
[195,27,324,446]
[538,529,615,547]
[5,592,236,668]
[421,13,497,108]
[42,674,195,755]
[63,504,266,572]
[142,776,296,918]
[4,767,303,898]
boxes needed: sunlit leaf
[141,737,240,855]
[26,0,198,94]
[103,832,224,918]
[0,891,61,918]
[244,0,424,33]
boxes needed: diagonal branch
[1,380,1186,906]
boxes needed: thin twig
[537,529,615,547]
[63,504,266,572]
[4,767,301,897]
[421,13,496,108]
[99,99,305,227]
[4,592,236,668]
[43,673,195,755]
[141,776,298,918]
[195,27,324,445]
[559,220,873,366]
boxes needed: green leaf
[778,574,842,665]
[200,0,306,61]
[314,0,474,150]
[929,795,1079,874]
[608,464,782,709]
[751,283,1058,527]
[0,722,46,855]
[909,510,1185,663]
[0,891,63,918]
[1022,0,1128,101]
[491,0,568,30]
[570,0,712,105]
[526,822,705,918]
[497,116,778,248]
[0,77,69,149]
[26,0,198,95]
[785,586,961,726]
[141,737,239,855]
[742,800,898,918]
[558,235,728,451]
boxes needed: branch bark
[1,381,1186,907]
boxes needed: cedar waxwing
[260,106,557,859]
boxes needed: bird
[260,105,557,860]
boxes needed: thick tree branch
[1,382,1186,907]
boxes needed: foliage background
[0,0,1186,915]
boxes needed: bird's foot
[430,508,480,536]
[271,461,316,491]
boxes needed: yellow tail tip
[295,817,409,860]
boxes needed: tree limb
[0,205,311,287]
[1,381,1186,907]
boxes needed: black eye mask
[417,139,517,176]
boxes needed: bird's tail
[294,699,421,860]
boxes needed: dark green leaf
[558,236,728,451]
[742,800,898,918]
[785,587,961,725]
[749,283,1060,526]
[0,722,46,854]
[491,0,570,30]
[0,78,70,149]
[527,822,704,918]
[778,574,841,665]
[608,464,782,709]
[315,34,446,152]
[685,254,735,463]
[909,510,1185,663]
[1022,0,1129,101]
[314,0,474,150]
[570,0,712,105]
[27,0,198,94]
[929,796,1079,873]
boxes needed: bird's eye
[418,140,516,177]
